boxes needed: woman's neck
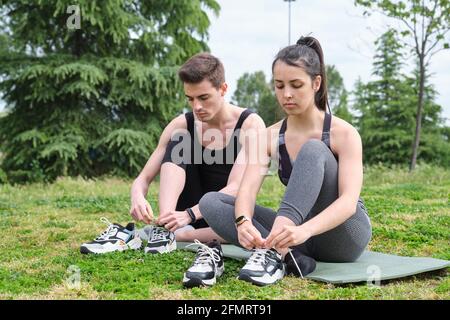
[288,106,325,132]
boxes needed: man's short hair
[178,53,225,89]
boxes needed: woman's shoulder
[330,115,362,151]
[331,115,359,135]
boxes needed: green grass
[0,165,449,300]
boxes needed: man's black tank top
[185,109,253,191]
[278,112,336,186]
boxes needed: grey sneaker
[144,226,176,254]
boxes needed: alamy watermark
[66,5,81,30]
[65,265,81,289]
[366,264,381,288]
[167,126,277,171]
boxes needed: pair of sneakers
[183,240,285,287]
[80,218,176,255]
[80,218,293,287]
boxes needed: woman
[199,36,372,287]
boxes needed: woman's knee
[298,139,327,159]
[198,191,222,220]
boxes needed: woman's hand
[129,195,154,224]
[265,224,312,250]
[237,220,265,250]
[157,211,192,232]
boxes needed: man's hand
[129,195,154,224]
[157,211,192,232]
[265,224,312,251]
[237,220,265,250]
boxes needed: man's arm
[189,113,267,220]
[130,114,187,222]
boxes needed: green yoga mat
[177,242,449,284]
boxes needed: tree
[231,71,282,126]
[353,29,448,167]
[353,30,417,165]
[326,65,353,123]
[355,0,450,171]
[405,66,450,167]
[0,0,220,183]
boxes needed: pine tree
[353,29,449,167]
[355,0,450,170]
[354,29,416,165]
[0,0,220,183]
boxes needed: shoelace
[288,248,304,279]
[246,248,304,278]
[149,227,172,242]
[186,239,221,266]
[95,217,118,241]
[246,248,271,267]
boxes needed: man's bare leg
[175,227,227,243]
[158,162,186,216]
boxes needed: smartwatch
[235,215,250,227]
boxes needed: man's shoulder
[166,113,188,131]
[239,109,266,130]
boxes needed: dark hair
[272,36,329,112]
[178,52,225,89]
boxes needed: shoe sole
[238,269,284,286]
[144,240,177,254]
[80,237,142,254]
[182,265,224,288]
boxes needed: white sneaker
[80,217,142,254]
[238,248,285,286]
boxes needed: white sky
[1,0,448,124]
[207,0,450,124]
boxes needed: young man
[80,53,266,287]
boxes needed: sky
[206,0,450,124]
[1,0,448,123]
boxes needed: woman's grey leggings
[199,139,372,262]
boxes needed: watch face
[235,216,248,225]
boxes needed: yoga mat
[177,242,449,284]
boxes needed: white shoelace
[246,248,270,267]
[246,248,304,279]
[186,239,221,266]
[288,248,304,279]
[150,227,172,242]
[95,217,117,241]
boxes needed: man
[80,53,265,263]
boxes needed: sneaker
[144,226,176,254]
[80,217,142,254]
[183,239,224,288]
[238,248,285,286]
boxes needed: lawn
[0,164,449,299]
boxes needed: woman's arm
[234,125,277,249]
[303,125,363,237]
[267,124,364,249]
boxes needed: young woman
[199,36,372,287]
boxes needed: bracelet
[186,207,196,224]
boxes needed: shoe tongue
[269,248,280,255]
[206,239,221,250]
[124,222,135,231]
